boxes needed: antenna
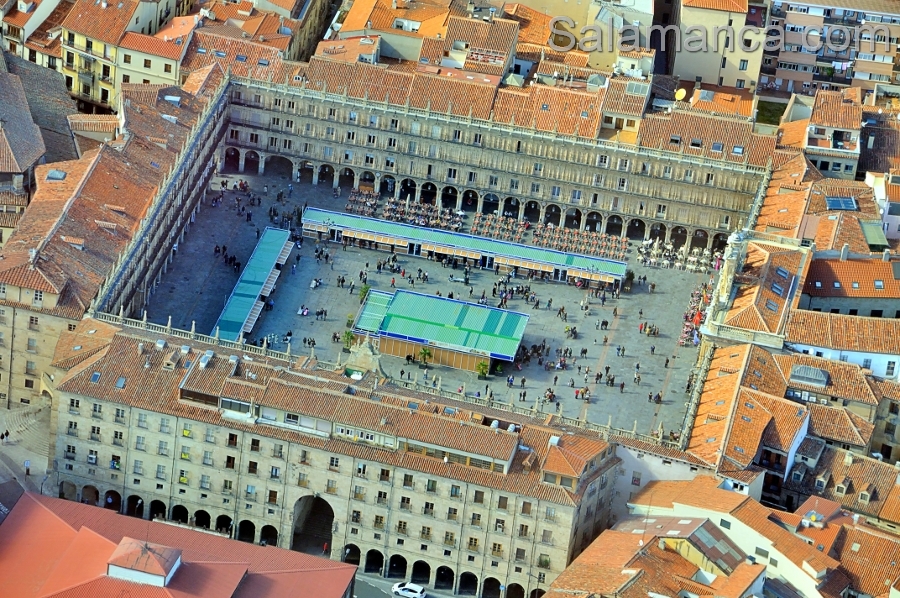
[674,88,687,101]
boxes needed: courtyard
[145,159,716,438]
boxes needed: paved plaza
[146,163,717,438]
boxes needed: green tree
[419,346,432,366]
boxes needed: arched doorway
[585,212,602,232]
[480,193,499,215]
[483,577,502,598]
[606,215,624,236]
[388,554,408,578]
[712,232,729,252]
[216,514,233,534]
[690,229,709,250]
[291,496,334,554]
[523,201,540,222]
[507,583,525,598]
[564,208,582,229]
[420,182,437,205]
[244,151,260,174]
[223,147,240,172]
[318,164,335,187]
[265,155,293,178]
[365,549,385,574]
[381,175,396,197]
[670,226,688,248]
[649,223,666,241]
[529,590,546,598]
[171,505,189,524]
[238,520,256,543]
[260,525,279,546]
[435,566,454,590]
[125,495,144,517]
[502,196,518,218]
[59,481,76,501]
[339,167,355,190]
[459,572,479,596]
[82,485,99,506]
[360,171,376,189]
[343,544,361,565]
[149,500,167,520]
[441,186,459,209]
[194,509,211,529]
[103,490,121,511]
[399,178,416,201]
[544,204,561,226]
[626,218,646,240]
[411,560,431,584]
[297,160,314,184]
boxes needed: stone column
[394,179,402,200]
[238,151,246,173]
[516,201,524,220]
[539,204,547,224]
[257,155,266,176]
[312,166,319,186]
[333,171,340,189]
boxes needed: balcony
[200,481,211,490]
[351,515,362,524]
[115,416,126,424]
[203,458,214,466]
[467,544,479,553]
[69,407,80,415]
[65,452,76,460]
[491,549,503,558]
[353,492,366,502]
[245,492,257,502]
[544,514,557,523]
[223,487,233,495]
[420,532,432,541]
[423,507,434,517]
[178,476,189,485]
[396,525,408,536]
[160,426,171,434]
[448,512,458,521]
[379,474,390,482]
[67,429,78,437]
[135,442,145,451]
[90,433,100,442]
[298,478,309,488]
[326,486,338,495]
[272,449,284,459]
[92,412,102,420]
[538,558,551,569]
[444,537,455,547]
[156,471,167,480]
[377,497,388,505]
[400,502,411,511]
[227,439,238,448]
[158,448,169,456]
[113,438,123,447]
[375,520,385,530]
[133,467,143,475]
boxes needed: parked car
[392,582,427,598]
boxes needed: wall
[790,343,899,381]
[378,337,482,372]
[799,294,900,318]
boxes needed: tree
[476,361,490,379]
[624,269,635,283]
[358,284,371,304]
[342,330,355,350]
[419,346,432,366]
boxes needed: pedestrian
[650,345,655,355]
[616,346,621,357]
[665,357,670,368]
[391,277,396,288]
[521,377,526,388]
[553,375,558,385]
[634,362,640,371]
[555,401,560,412]
[648,392,653,402]
[638,308,643,318]
[323,542,329,555]
[575,389,580,400]
[620,381,625,393]
[639,322,644,334]
[400,369,405,379]
[291,264,296,275]
[613,307,618,317]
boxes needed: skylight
[258,59,270,66]
[541,104,549,111]
[236,54,247,62]
[690,138,702,148]
[90,372,101,383]
[875,280,885,289]
[771,283,784,296]
[215,50,226,57]
[775,267,789,279]
[765,299,778,312]
[732,145,745,155]
[46,169,67,181]
[116,376,126,389]
[711,142,724,152]
[670,135,681,144]
[825,196,857,210]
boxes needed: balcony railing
[90,433,100,442]
[67,429,78,437]
[353,492,366,501]
[423,507,434,517]
[377,497,388,505]
[65,452,76,460]
[538,558,551,569]
[326,486,338,494]
[374,520,385,529]
[400,503,411,511]
[92,412,102,420]
[298,478,309,488]
[115,416,126,424]
[491,549,503,558]
[396,525,408,535]
[444,537,455,546]
[420,532,432,540]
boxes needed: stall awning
[495,257,554,273]
[569,269,616,283]
[375,235,408,247]
[261,270,279,297]
[242,301,265,334]
[275,238,292,266]
[304,223,329,233]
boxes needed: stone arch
[462,189,480,212]
[649,223,666,241]
[626,218,646,240]
[585,211,602,232]
[338,167,356,190]
[125,494,144,518]
[523,201,541,223]
[244,150,260,175]
[411,560,431,584]
[264,154,294,178]
[343,543,361,565]
[690,228,709,250]
[441,186,459,210]
[459,572,479,596]
[318,164,336,187]
[260,524,279,546]
[502,196,519,217]
[171,505,189,524]
[360,170,377,188]
[216,514,233,534]
[365,549,385,574]
[507,583,525,598]
[529,590,546,598]
[544,204,561,226]
[483,577,503,598]
[399,178,416,201]
[480,193,499,214]
[420,182,438,205]
[149,500,167,520]
[670,226,688,249]
[223,147,241,172]
[388,554,408,578]
[237,519,256,543]
[297,160,315,184]
[605,215,624,236]
[712,232,729,252]
[380,175,396,197]
[291,495,334,554]
[82,485,99,506]
[564,207,582,229]
[59,481,77,501]
[434,565,454,590]
[194,509,211,529]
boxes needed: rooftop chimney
[840,243,849,261]
[466,0,474,16]
[884,248,891,262]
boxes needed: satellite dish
[675,88,687,101]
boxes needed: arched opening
[441,186,459,210]
[171,505,189,524]
[502,196,519,218]
[291,496,334,554]
[649,223,666,241]
[564,208,582,229]
[338,167,355,190]
[544,204,561,226]
[627,218,646,240]
[318,164,335,187]
[381,175,396,197]
[125,495,144,518]
[265,155,294,178]
[243,150,260,175]
[103,490,121,511]
[529,590,546,598]
[480,193,499,215]
[690,228,709,250]
[194,509,211,529]
[420,182,438,205]
[507,583,525,598]
[260,524,279,546]
[399,178,416,201]
[670,226,688,249]
[216,514,233,534]
[411,560,431,584]
[585,212,602,232]
[523,201,541,223]
[297,160,314,184]
[223,147,240,173]
[343,544,361,565]
[237,519,256,543]
[59,481,77,501]
[712,233,729,252]
[483,577,502,598]
[462,190,480,213]
[459,572,479,596]
[149,500,167,521]
[81,485,99,506]
[360,170,376,189]
[605,215,624,236]
[434,566,455,590]
[365,549,385,574]
[388,554,408,578]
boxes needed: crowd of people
[380,198,465,230]
[344,189,380,217]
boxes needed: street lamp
[40,475,48,495]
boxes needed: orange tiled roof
[682,0,747,12]
[778,119,809,148]
[771,352,881,406]
[804,258,900,299]
[810,90,863,131]
[119,31,188,60]
[785,309,900,356]
[3,0,42,27]
[832,525,900,597]
[61,0,138,46]
[807,403,874,447]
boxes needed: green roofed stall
[212,227,292,341]
[355,290,529,361]
[302,208,627,282]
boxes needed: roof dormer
[107,537,182,587]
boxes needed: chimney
[392,0,397,8]
[466,0,474,16]
[844,452,854,466]
[488,6,495,21]
[658,538,666,551]
[840,243,849,261]
[884,249,891,262]
[138,343,144,355]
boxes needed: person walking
[665,357,670,368]
[619,381,625,393]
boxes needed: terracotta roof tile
[724,242,804,335]
[810,90,863,130]
[119,31,188,60]
[808,403,874,447]
[0,72,46,173]
[833,526,900,597]
[785,309,900,357]
[804,258,900,299]
[61,0,139,46]
[682,0,746,12]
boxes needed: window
[29,315,39,328]
[720,519,731,529]
[248,461,258,474]
[468,537,479,551]
[156,464,166,479]
[143,58,151,68]
[474,490,485,503]
[329,456,340,470]
[888,362,897,377]
[164,63,172,73]
[270,466,280,479]
[403,474,414,488]
[739,59,748,70]
[533,163,543,175]
[521,501,532,515]
[124,54,132,64]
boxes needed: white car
[392,582,427,598]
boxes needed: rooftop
[60,0,139,46]
[0,72,46,173]
[785,309,900,356]
[803,258,900,299]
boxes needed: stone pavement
[0,406,50,495]
[146,163,716,438]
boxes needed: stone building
[51,317,619,598]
